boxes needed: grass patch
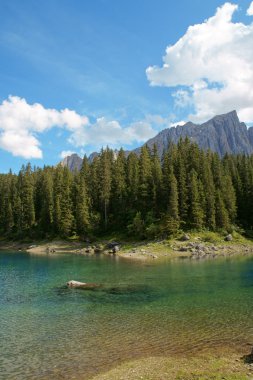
[198,231,224,244]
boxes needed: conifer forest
[1,138,253,240]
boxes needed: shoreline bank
[1,232,253,262]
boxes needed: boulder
[107,241,121,249]
[94,245,103,253]
[67,280,100,290]
[112,245,120,253]
[28,244,37,249]
[181,234,190,241]
[179,247,188,252]
[225,234,233,242]
[85,246,94,254]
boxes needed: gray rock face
[88,151,99,162]
[134,110,253,157]
[60,153,83,171]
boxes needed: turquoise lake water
[0,251,253,379]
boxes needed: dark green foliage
[73,171,90,236]
[1,139,253,239]
[99,148,113,228]
[188,169,204,229]
[127,211,145,238]
[18,164,35,231]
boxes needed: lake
[1,251,253,379]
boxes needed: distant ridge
[60,111,253,170]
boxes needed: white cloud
[59,150,75,159]
[0,130,42,159]
[68,117,156,149]
[146,2,253,123]
[247,1,253,15]
[0,96,89,158]
[0,96,157,159]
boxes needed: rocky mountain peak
[134,110,253,157]
[60,111,253,171]
[60,153,83,171]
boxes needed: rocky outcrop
[134,110,253,158]
[60,153,83,171]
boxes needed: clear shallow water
[0,252,253,379]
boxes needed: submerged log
[67,280,101,290]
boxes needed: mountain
[60,153,83,171]
[133,110,253,157]
[60,111,253,170]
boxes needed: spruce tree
[188,169,204,229]
[126,152,139,212]
[164,168,180,236]
[18,164,35,232]
[99,148,113,228]
[73,172,90,237]
[151,144,163,215]
[215,190,229,230]
[138,145,152,215]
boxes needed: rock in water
[67,280,100,290]
[112,245,120,253]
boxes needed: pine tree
[11,176,22,233]
[188,169,204,229]
[175,153,188,222]
[126,152,139,212]
[53,165,74,236]
[200,152,216,230]
[18,164,35,232]
[40,169,54,233]
[215,190,229,230]
[138,145,152,214]
[59,167,74,236]
[73,171,90,237]
[164,168,180,236]
[151,145,163,215]
[99,148,113,228]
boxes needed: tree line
[0,138,253,240]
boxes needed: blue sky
[0,0,253,171]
